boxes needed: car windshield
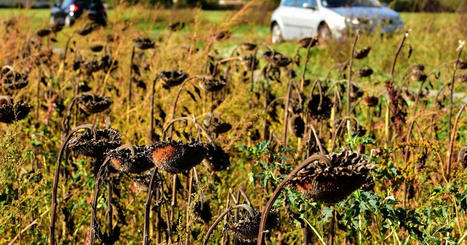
[321,0,381,7]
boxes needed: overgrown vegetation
[0,3,465,244]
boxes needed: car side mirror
[381,2,388,7]
[302,3,316,10]
[53,2,60,7]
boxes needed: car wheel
[64,16,73,27]
[271,24,283,44]
[318,23,332,44]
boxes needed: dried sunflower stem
[447,105,465,181]
[447,44,464,154]
[239,188,252,207]
[171,77,199,120]
[185,169,193,245]
[257,154,331,245]
[49,124,93,245]
[149,75,160,142]
[347,33,359,118]
[162,116,214,144]
[251,47,258,88]
[301,40,313,91]
[90,158,111,245]
[106,178,113,243]
[263,64,272,140]
[386,32,409,139]
[331,116,361,151]
[127,46,135,123]
[203,204,256,245]
[309,124,325,155]
[282,81,293,147]
[144,168,160,245]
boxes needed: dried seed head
[133,37,155,50]
[363,96,378,107]
[213,30,231,41]
[90,44,104,52]
[68,128,122,158]
[349,82,364,100]
[288,115,305,138]
[203,144,230,171]
[193,201,212,223]
[411,64,425,73]
[37,29,51,37]
[203,114,232,135]
[456,72,467,83]
[169,21,185,32]
[229,212,278,242]
[50,22,64,33]
[241,42,257,51]
[458,147,466,167]
[129,173,153,192]
[358,67,373,77]
[354,47,371,59]
[99,55,119,73]
[0,66,28,91]
[151,141,206,173]
[298,37,318,48]
[77,23,99,36]
[457,59,467,70]
[198,76,226,92]
[241,55,259,71]
[263,50,292,67]
[410,71,427,82]
[307,94,333,120]
[81,60,102,74]
[289,151,374,203]
[160,70,188,88]
[0,96,31,124]
[76,93,112,114]
[334,119,366,137]
[108,145,155,174]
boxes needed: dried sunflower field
[0,3,466,245]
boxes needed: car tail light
[70,3,79,12]
[102,7,106,13]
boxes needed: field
[0,3,466,245]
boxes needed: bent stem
[162,116,214,144]
[282,81,293,147]
[301,39,314,91]
[149,75,160,142]
[171,76,199,120]
[447,43,464,154]
[331,116,361,151]
[203,204,256,245]
[90,158,111,245]
[49,124,93,245]
[347,33,359,118]
[257,154,331,245]
[447,105,465,181]
[143,168,160,245]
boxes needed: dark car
[50,0,107,26]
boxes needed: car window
[282,0,297,7]
[61,0,73,7]
[297,0,317,8]
[321,0,381,8]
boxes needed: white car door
[290,0,321,38]
[279,0,304,40]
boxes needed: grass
[0,3,465,245]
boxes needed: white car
[270,0,404,43]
